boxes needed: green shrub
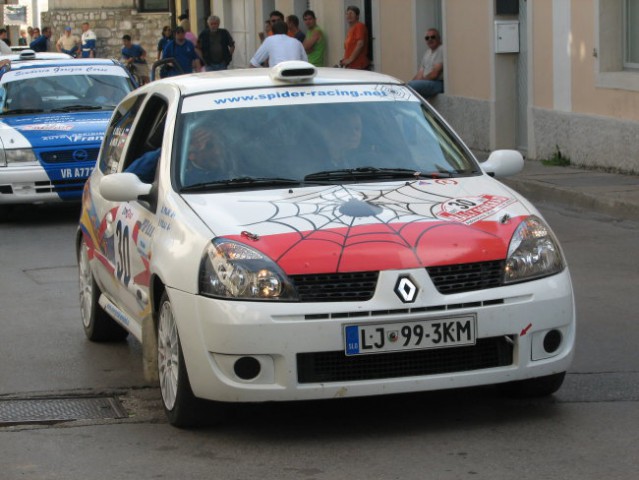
[541,145,571,166]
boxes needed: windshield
[174,85,478,190]
[1,71,133,114]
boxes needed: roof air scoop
[270,61,317,82]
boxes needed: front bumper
[0,162,89,204]
[168,267,575,403]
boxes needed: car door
[101,95,170,325]
[90,94,169,327]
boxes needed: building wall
[42,8,171,63]
[528,0,639,173]
[444,0,491,99]
[377,0,415,82]
[48,0,133,7]
[532,0,553,110]
[429,0,493,153]
[43,0,639,173]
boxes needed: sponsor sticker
[437,194,516,224]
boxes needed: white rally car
[0,51,135,218]
[77,62,575,427]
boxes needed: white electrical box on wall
[494,20,520,53]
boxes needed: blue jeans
[408,79,444,99]
[205,63,228,71]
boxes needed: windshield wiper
[304,167,477,182]
[50,105,104,112]
[180,176,301,192]
[2,108,44,115]
[304,167,427,182]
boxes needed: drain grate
[0,397,128,426]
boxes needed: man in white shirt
[408,28,444,100]
[0,29,12,55]
[56,27,80,57]
[249,20,307,67]
[81,22,97,58]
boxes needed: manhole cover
[0,397,127,426]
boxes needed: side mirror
[100,172,153,202]
[481,150,524,178]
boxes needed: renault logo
[394,275,418,303]
[72,149,89,162]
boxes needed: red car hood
[183,178,532,275]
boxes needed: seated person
[181,126,234,186]
[85,82,123,106]
[320,110,363,169]
[408,28,444,99]
[124,148,161,183]
[11,86,43,111]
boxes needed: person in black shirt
[197,15,235,71]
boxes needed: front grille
[427,260,505,294]
[39,148,100,164]
[291,271,379,302]
[297,336,513,383]
[290,260,505,302]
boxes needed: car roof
[144,62,403,96]
[1,56,123,72]
[0,50,73,62]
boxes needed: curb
[503,177,639,223]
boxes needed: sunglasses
[425,35,438,41]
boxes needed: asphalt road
[0,200,638,480]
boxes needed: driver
[12,86,43,111]
[181,125,233,186]
[322,110,362,167]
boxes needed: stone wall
[532,108,639,175]
[42,8,171,63]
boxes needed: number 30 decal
[115,220,131,286]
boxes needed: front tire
[157,291,207,428]
[499,372,566,398]
[78,237,129,342]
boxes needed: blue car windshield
[1,73,133,114]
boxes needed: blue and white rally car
[0,50,136,217]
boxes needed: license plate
[344,316,476,356]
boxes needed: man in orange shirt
[340,5,369,69]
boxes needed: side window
[121,95,169,172]
[98,95,145,174]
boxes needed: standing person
[340,5,369,70]
[30,27,52,53]
[162,26,201,76]
[179,18,197,46]
[80,22,97,58]
[56,27,80,57]
[408,28,444,99]
[302,10,326,67]
[249,20,307,67]
[121,35,150,85]
[258,20,272,43]
[18,29,28,46]
[197,15,235,71]
[268,11,285,30]
[286,15,305,43]
[0,29,12,54]
[26,26,35,44]
[157,25,172,61]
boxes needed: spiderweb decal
[234,182,513,273]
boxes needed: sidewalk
[500,160,639,222]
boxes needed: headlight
[5,149,38,164]
[199,238,299,300]
[504,216,565,284]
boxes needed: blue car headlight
[4,148,38,165]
